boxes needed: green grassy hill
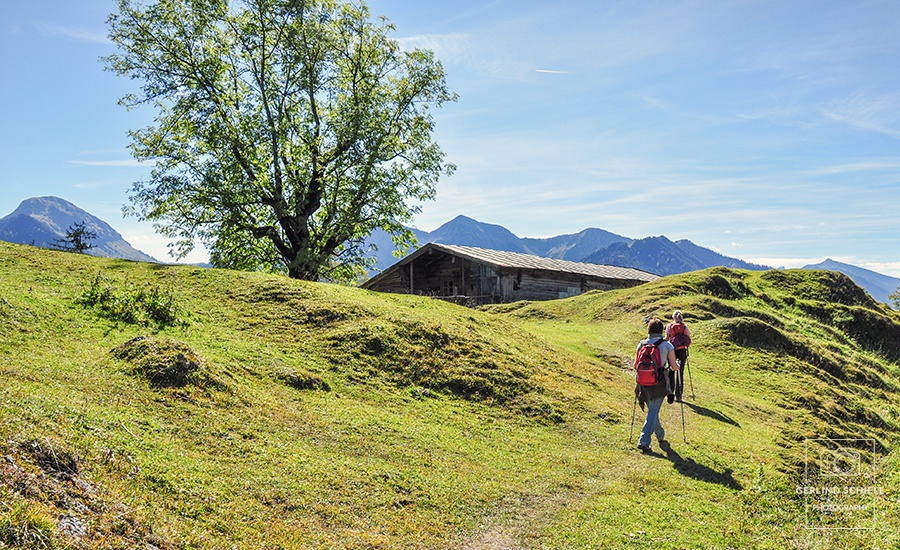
[1,242,898,549]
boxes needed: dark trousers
[668,348,688,399]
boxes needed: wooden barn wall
[366,250,645,304]
[365,266,408,294]
[501,268,637,302]
[409,254,495,297]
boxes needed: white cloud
[72,179,119,190]
[824,111,900,139]
[822,93,900,139]
[741,256,900,278]
[69,160,149,167]
[124,232,210,265]
[36,23,110,44]
[861,262,900,279]
[396,33,469,59]
[802,159,900,176]
[744,257,824,269]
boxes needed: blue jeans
[638,396,666,447]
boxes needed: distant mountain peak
[429,214,527,253]
[0,196,157,263]
[447,214,477,223]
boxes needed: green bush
[79,272,185,328]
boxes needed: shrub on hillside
[79,272,185,328]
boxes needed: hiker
[665,310,692,402]
[635,318,678,453]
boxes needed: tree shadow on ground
[658,441,743,490]
[684,402,740,427]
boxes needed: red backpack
[669,322,691,350]
[634,340,664,387]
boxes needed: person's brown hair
[648,318,664,334]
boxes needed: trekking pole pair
[675,359,688,443]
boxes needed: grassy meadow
[1,241,898,549]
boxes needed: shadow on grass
[684,402,741,427]
[657,441,743,490]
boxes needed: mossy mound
[711,316,794,352]
[759,269,876,307]
[328,320,534,402]
[276,369,331,392]
[326,319,564,422]
[694,269,752,300]
[112,336,212,388]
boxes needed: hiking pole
[685,354,695,400]
[630,392,637,442]
[680,397,687,443]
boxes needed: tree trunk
[288,262,319,281]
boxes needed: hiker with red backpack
[665,310,692,402]
[634,318,679,453]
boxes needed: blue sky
[2,1,899,276]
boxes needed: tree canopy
[105,0,455,280]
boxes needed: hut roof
[363,242,659,289]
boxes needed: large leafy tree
[105,0,455,280]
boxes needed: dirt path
[460,491,578,550]
[462,529,519,550]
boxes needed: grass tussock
[330,321,527,398]
[112,336,221,390]
[275,369,331,392]
[0,502,57,549]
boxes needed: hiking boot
[667,394,675,404]
[637,444,652,453]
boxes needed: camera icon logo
[819,447,862,477]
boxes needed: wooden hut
[362,243,659,305]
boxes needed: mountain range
[1,199,896,306]
[367,214,768,276]
[366,215,898,306]
[0,196,156,263]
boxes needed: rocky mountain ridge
[0,196,156,263]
